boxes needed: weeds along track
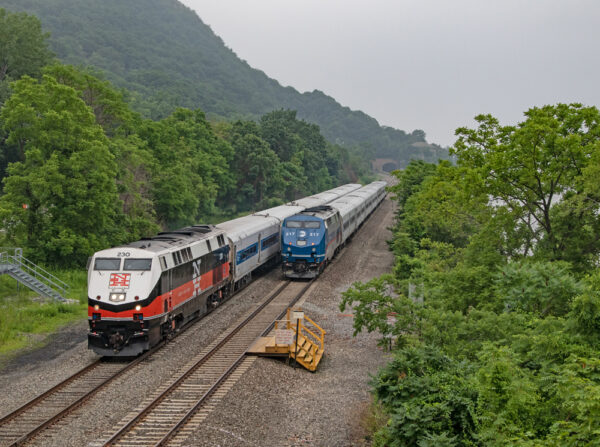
[97,279,311,447]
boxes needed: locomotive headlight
[135,305,141,311]
[94,304,100,310]
[312,247,316,252]
[287,247,291,252]
[109,293,126,302]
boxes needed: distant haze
[180,0,600,147]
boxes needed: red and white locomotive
[87,184,362,356]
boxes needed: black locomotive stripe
[88,294,157,312]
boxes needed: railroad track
[0,272,277,447]
[98,279,312,447]
[0,346,160,447]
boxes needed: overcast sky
[179,0,599,147]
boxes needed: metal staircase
[0,248,70,302]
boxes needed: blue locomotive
[281,206,342,278]
[282,181,387,278]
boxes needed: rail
[102,279,312,446]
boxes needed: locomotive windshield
[286,220,320,229]
[94,258,121,270]
[123,258,152,271]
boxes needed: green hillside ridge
[0,0,447,167]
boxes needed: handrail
[13,255,69,293]
[299,322,325,351]
[276,308,326,352]
[301,315,325,351]
[303,315,325,335]
[0,248,69,299]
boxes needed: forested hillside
[0,0,447,166]
[0,8,373,268]
[343,104,600,445]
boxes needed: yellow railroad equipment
[247,308,325,372]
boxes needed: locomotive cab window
[123,258,152,271]
[286,220,302,228]
[94,258,121,271]
[286,220,319,228]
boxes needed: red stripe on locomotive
[88,263,230,319]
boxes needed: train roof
[216,183,362,242]
[254,203,306,221]
[285,205,337,221]
[330,181,386,215]
[288,183,361,208]
[216,214,280,243]
[96,225,223,256]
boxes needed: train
[87,183,363,356]
[281,181,387,278]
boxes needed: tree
[260,109,333,195]
[0,8,55,181]
[43,64,136,137]
[138,108,234,227]
[388,160,437,209]
[345,104,600,446]
[0,8,54,96]
[226,121,284,210]
[453,104,600,260]
[0,75,123,266]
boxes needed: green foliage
[402,163,488,248]
[219,110,367,213]
[340,274,419,349]
[388,160,437,209]
[0,55,365,266]
[0,8,55,180]
[43,64,137,136]
[568,271,600,340]
[0,269,87,359]
[346,104,600,445]
[0,74,124,266]
[494,261,582,317]
[0,7,54,90]
[372,345,478,446]
[225,120,285,210]
[453,104,600,263]
[260,110,334,194]
[139,108,234,227]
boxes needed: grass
[360,398,389,444]
[0,269,88,359]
